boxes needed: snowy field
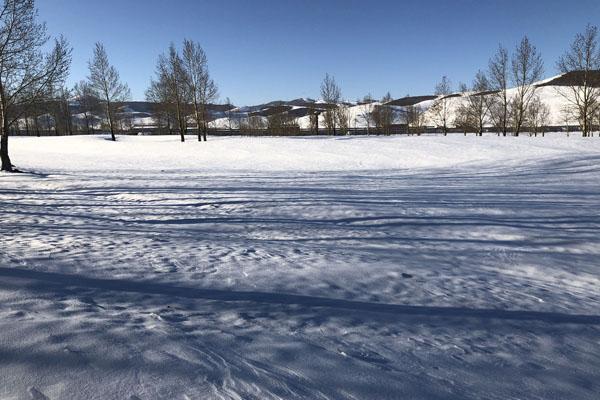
[1,134,599,399]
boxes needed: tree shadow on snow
[0,267,598,326]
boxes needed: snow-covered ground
[1,134,599,399]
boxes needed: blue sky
[38,0,600,105]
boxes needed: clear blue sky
[38,0,600,105]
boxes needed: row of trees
[0,0,220,170]
[430,25,600,137]
[267,24,600,138]
[0,0,71,171]
[146,40,218,142]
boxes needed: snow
[7,133,600,173]
[1,134,599,399]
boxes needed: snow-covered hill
[37,72,594,134]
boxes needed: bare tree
[240,115,266,134]
[145,72,174,135]
[53,85,72,135]
[526,95,550,137]
[267,112,299,136]
[372,92,395,135]
[88,42,130,141]
[335,103,351,134]
[320,73,341,135]
[73,80,100,134]
[561,105,574,136]
[556,24,600,137]
[463,71,492,136]
[454,82,472,136]
[306,102,319,134]
[0,0,71,171]
[182,39,218,142]
[403,102,424,135]
[149,44,189,142]
[359,93,375,134]
[488,45,510,136]
[510,36,544,136]
[430,76,452,135]
[224,97,235,132]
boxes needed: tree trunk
[200,105,208,141]
[0,104,13,171]
[106,100,115,141]
[84,112,91,134]
[175,101,185,142]
[195,109,202,142]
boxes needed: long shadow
[1,267,598,325]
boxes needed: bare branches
[87,42,130,141]
[148,40,219,142]
[457,71,492,136]
[510,36,544,136]
[526,95,550,136]
[0,0,71,171]
[488,45,509,135]
[371,92,395,135]
[182,39,218,141]
[430,76,452,135]
[556,24,600,136]
[320,73,341,135]
[73,80,100,134]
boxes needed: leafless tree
[73,80,100,134]
[510,36,544,136]
[372,92,395,135]
[430,76,452,135]
[335,102,351,134]
[359,93,375,134]
[526,95,550,137]
[556,24,600,137]
[320,73,341,135]
[488,45,510,136]
[402,101,424,135]
[0,0,71,171]
[145,72,174,135]
[149,44,189,142]
[240,115,266,134]
[88,42,130,141]
[464,71,491,136]
[306,102,319,134]
[454,82,472,135]
[561,105,574,136]
[52,85,72,135]
[224,97,235,132]
[267,112,299,135]
[182,39,218,142]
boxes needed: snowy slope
[421,83,583,128]
[60,73,589,132]
[1,135,599,399]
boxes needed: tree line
[322,28,600,138]
[430,27,600,138]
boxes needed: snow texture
[0,134,599,399]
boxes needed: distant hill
[23,71,597,133]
